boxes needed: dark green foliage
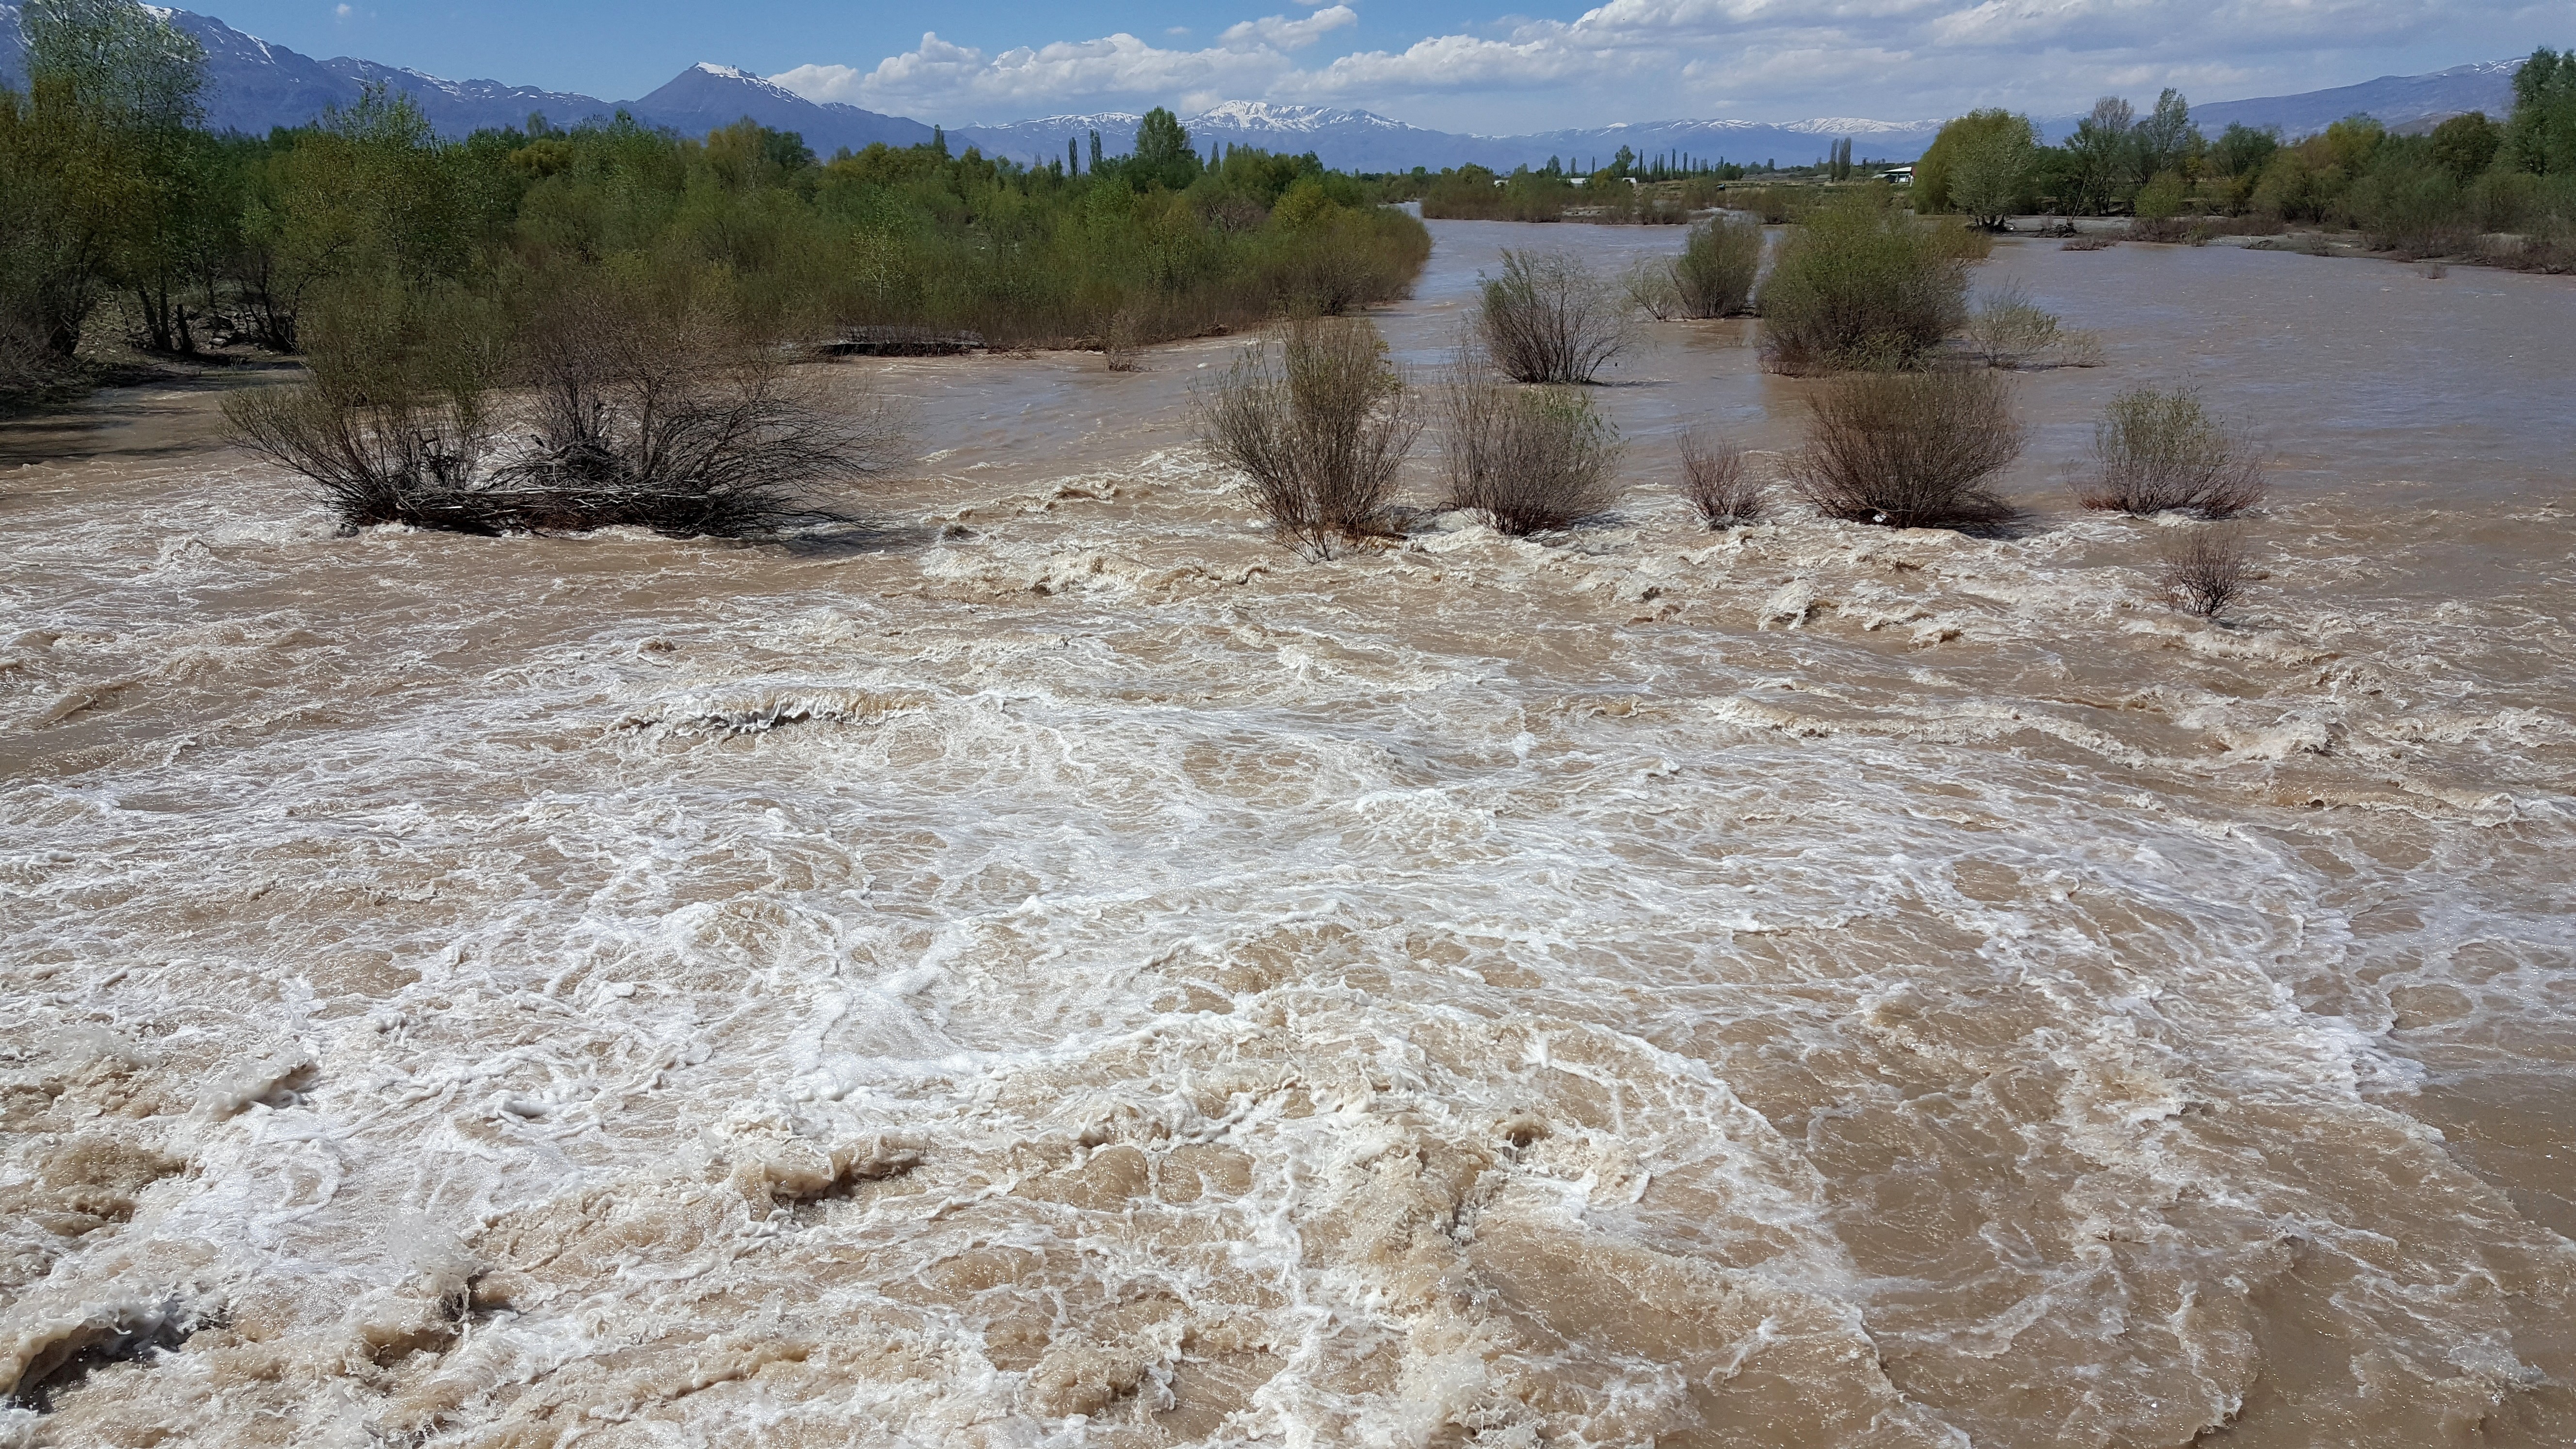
[2207,123,2279,179]
[2429,113,2501,182]
[2508,48,2576,176]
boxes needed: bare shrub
[1789,369,2023,531]
[491,283,910,535]
[1758,199,1971,374]
[225,281,506,530]
[230,278,910,537]
[1678,428,1764,527]
[1477,250,1635,384]
[2077,386,2266,517]
[2054,329,2107,367]
[227,384,496,530]
[1964,279,2060,368]
[2060,235,2117,251]
[1674,215,1763,318]
[1103,308,1141,370]
[1197,315,1422,560]
[1441,369,1623,535]
[2160,525,2250,617]
[1622,258,1683,321]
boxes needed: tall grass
[1197,315,1422,560]
[1790,370,2023,530]
[1478,250,1635,384]
[1758,199,1972,373]
[1674,215,1763,317]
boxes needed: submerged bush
[1622,257,1683,320]
[1441,371,1623,534]
[1674,215,1762,317]
[229,275,909,536]
[1198,315,1421,560]
[2160,524,2251,616]
[1478,249,1635,383]
[1963,278,2061,367]
[1790,369,2023,530]
[1678,428,1764,526]
[2077,386,2266,517]
[1758,199,1972,373]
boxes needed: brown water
[3,227,2574,1448]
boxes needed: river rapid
[3,223,2573,1448]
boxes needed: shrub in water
[1674,215,1762,318]
[1478,249,1635,383]
[1198,315,1422,559]
[1964,279,2061,367]
[1790,369,2023,530]
[2077,386,2266,517]
[1678,428,1764,527]
[1441,371,1624,535]
[2160,524,2251,617]
[1758,198,1971,373]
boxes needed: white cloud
[767,0,2533,132]
[1220,5,1359,51]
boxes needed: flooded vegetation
[6,213,2575,1444]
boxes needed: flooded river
[3,224,2573,1447]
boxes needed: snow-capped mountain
[629,64,930,152]
[0,7,924,149]
[0,4,2530,167]
[958,102,1456,171]
[2187,60,2519,137]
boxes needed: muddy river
[3,223,2572,1447]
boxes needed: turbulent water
[3,226,2574,1448]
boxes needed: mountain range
[0,4,2528,169]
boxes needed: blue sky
[200,0,2555,131]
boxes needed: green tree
[1916,110,2030,214]
[2429,112,2501,181]
[1136,107,1191,166]
[2207,122,2278,179]
[2505,47,2576,174]
[1,0,208,359]
[1949,115,2037,228]
[2064,96,2137,213]
[2134,89,2198,183]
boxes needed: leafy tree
[2064,97,2137,213]
[2206,122,2278,178]
[1949,115,2037,228]
[1916,110,2029,214]
[1,0,208,360]
[2429,112,2501,181]
[2505,47,2576,174]
[2134,89,2198,183]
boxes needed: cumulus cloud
[767,0,2532,131]
[1221,6,1359,51]
[773,13,1355,120]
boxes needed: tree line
[0,0,1431,408]
[1913,49,2576,261]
